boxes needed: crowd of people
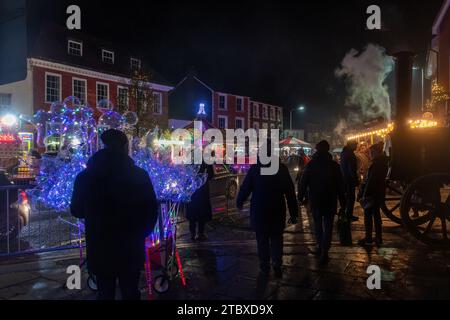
[70,130,388,300]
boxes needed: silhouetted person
[186,162,214,241]
[71,129,158,300]
[295,148,310,181]
[236,150,298,279]
[299,140,346,265]
[340,140,359,222]
[357,142,388,247]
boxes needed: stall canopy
[279,137,312,148]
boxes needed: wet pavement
[0,195,450,300]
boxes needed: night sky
[29,0,444,128]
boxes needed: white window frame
[153,92,163,115]
[262,105,269,120]
[96,82,110,103]
[130,58,141,70]
[68,40,83,57]
[270,106,276,120]
[102,49,115,64]
[117,86,129,109]
[236,97,244,113]
[72,77,87,104]
[45,72,62,103]
[0,93,12,107]
[218,94,227,111]
[253,103,259,119]
[218,115,228,129]
[277,108,282,121]
[235,117,245,129]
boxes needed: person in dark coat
[340,140,360,222]
[71,129,158,300]
[357,142,389,247]
[236,157,298,278]
[298,140,346,265]
[185,163,214,241]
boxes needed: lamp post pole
[290,105,305,131]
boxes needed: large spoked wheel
[401,173,450,248]
[381,180,404,225]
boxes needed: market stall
[279,136,313,159]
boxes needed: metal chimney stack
[394,52,415,130]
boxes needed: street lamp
[290,105,306,131]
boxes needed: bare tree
[128,69,157,136]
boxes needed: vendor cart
[381,127,450,248]
[380,52,450,248]
[145,201,186,296]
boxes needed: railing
[0,172,249,258]
[0,185,83,258]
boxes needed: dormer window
[131,58,141,70]
[68,40,83,56]
[102,50,115,64]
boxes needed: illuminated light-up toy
[136,129,206,296]
[24,96,206,297]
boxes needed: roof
[174,72,284,108]
[432,0,450,35]
[280,137,312,147]
[29,23,173,87]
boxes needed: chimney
[394,52,414,130]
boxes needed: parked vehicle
[0,172,31,241]
[209,165,239,200]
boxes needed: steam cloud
[335,44,394,121]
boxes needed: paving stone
[1,204,450,300]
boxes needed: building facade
[249,100,283,131]
[0,24,173,128]
[429,0,450,123]
[169,74,283,131]
[432,0,450,92]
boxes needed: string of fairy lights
[346,119,439,141]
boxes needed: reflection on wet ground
[0,196,450,300]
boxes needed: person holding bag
[357,142,389,247]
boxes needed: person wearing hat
[298,140,346,265]
[71,129,158,300]
[357,142,389,247]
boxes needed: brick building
[248,100,283,131]
[429,0,450,122]
[0,24,173,128]
[169,73,283,131]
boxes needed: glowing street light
[290,105,306,131]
